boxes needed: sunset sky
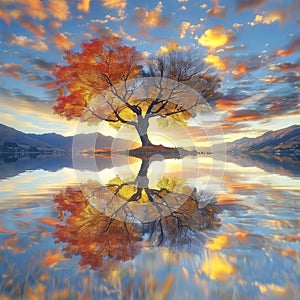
[0,0,299,143]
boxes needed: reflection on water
[0,155,299,299]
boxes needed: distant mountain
[0,123,132,153]
[0,123,59,150]
[28,132,131,152]
[28,133,73,151]
[226,125,300,153]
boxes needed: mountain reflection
[226,152,300,177]
[53,157,222,270]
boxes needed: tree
[53,158,222,269]
[53,36,221,147]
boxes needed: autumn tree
[53,187,141,270]
[53,35,221,147]
[53,160,222,269]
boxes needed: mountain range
[226,125,300,153]
[1,122,300,155]
[0,123,131,153]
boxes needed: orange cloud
[89,24,119,37]
[17,0,48,21]
[0,7,10,24]
[49,20,62,29]
[269,61,300,72]
[8,34,48,51]
[207,5,227,18]
[0,63,24,79]
[102,0,126,10]
[198,25,234,51]
[179,21,202,39]
[204,54,230,72]
[216,98,240,110]
[119,26,137,42]
[102,0,126,16]
[157,40,190,55]
[77,0,91,13]
[133,1,171,31]
[49,0,70,21]
[232,62,248,79]
[248,10,287,26]
[236,0,271,12]
[18,17,45,39]
[53,33,74,50]
[227,109,264,122]
[275,36,300,57]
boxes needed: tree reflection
[53,158,222,270]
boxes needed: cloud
[227,109,264,122]
[216,97,243,110]
[89,25,119,37]
[77,0,91,13]
[157,40,190,55]
[233,23,243,29]
[229,55,270,79]
[49,21,62,29]
[119,27,137,42]
[7,34,48,51]
[17,16,46,39]
[216,45,246,55]
[198,25,235,52]
[0,91,78,136]
[179,21,202,39]
[17,0,48,21]
[132,1,172,34]
[204,54,231,72]
[102,0,126,17]
[32,58,56,72]
[102,0,126,10]
[232,62,249,79]
[0,7,10,24]
[180,22,191,39]
[236,0,271,12]
[207,6,227,18]
[52,33,74,50]
[248,10,287,26]
[105,14,127,21]
[264,95,299,114]
[0,63,25,79]
[49,0,70,21]
[275,36,300,57]
[269,60,300,72]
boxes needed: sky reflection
[0,155,299,299]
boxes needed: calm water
[0,153,299,299]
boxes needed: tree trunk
[136,116,153,147]
[136,159,150,189]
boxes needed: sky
[0,0,299,143]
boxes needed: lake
[0,153,299,299]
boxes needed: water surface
[0,154,299,299]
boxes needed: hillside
[0,123,59,151]
[226,125,300,153]
[0,123,132,153]
[29,132,131,152]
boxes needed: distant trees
[53,36,221,147]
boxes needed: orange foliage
[53,36,142,120]
[53,187,141,270]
